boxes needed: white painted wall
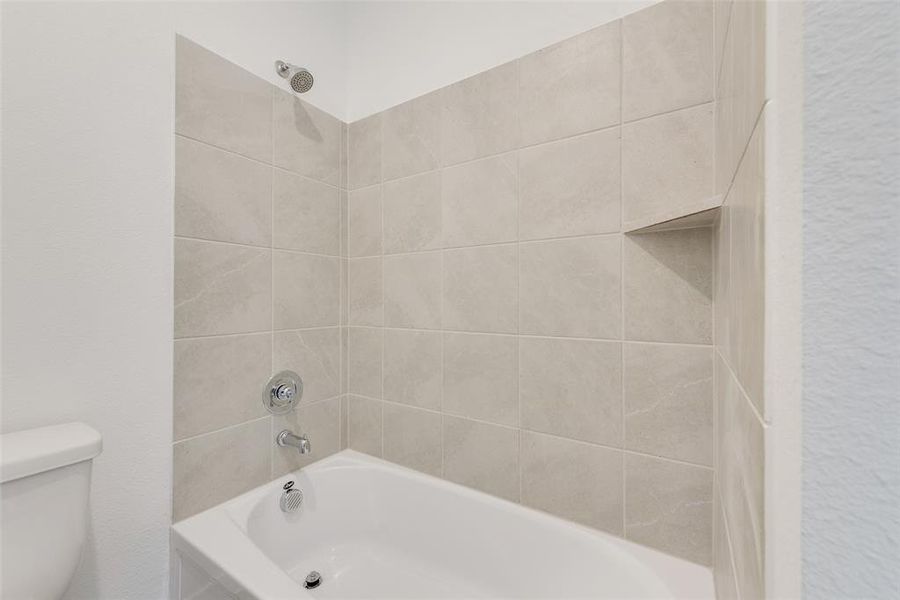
[345,0,655,121]
[1,3,345,598]
[802,1,900,598]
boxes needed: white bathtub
[171,450,713,599]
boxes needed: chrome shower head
[275,60,314,94]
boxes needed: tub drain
[304,571,322,589]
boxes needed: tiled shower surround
[347,0,717,567]
[172,0,767,595]
[172,36,348,521]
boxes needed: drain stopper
[304,571,322,589]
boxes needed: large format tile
[349,114,382,190]
[341,256,349,329]
[714,493,740,600]
[521,432,623,534]
[441,153,517,248]
[443,245,517,334]
[173,418,270,520]
[715,21,737,198]
[520,337,622,446]
[174,333,271,441]
[273,169,340,255]
[383,252,442,329]
[382,404,442,477]
[716,355,764,599]
[272,90,341,185]
[624,229,712,344]
[714,206,733,362]
[624,343,713,465]
[348,257,383,326]
[273,397,342,476]
[383,171,442,254]
[341,395,349,450]
[382,91,442,181]
[348,327,382,398]
[625,453,713,565]
[175,136,272,246]
[175,36,272,162]
[729,123,765,414]
[273,251,340,329]
[519,21,621,146]
[349,395,382,457]
[443,333,518,427]
[348,185,382,258]
[519,236,621,339]
[622,0,714,121]
[383,329,441,410]
[519,129,621,240]
[273,328,341,405]
[443,417,519,501]
[341,122,349,190]
[340,188,349,259]
[174,238,271,338]
[714,0,735,83]
[441,62,519,165]
[623,104,714,228]
[716,0,766,194]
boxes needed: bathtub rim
[171,449,713,599]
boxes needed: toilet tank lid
[1,422,102,483]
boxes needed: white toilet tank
[1,422,102,600]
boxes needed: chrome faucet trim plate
[262,371,303,415]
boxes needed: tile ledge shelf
[624,195,724,234]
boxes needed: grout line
[269,95,276,480]
[439,157,447,479]
[717,482,745,600]
[174,414,272,446]
[618,16,628,538]
[720,100,768,208]
[408,98,715,177]
[379,111,386,460]
[350,231,622,259]
[175,132,341,190]
[623,98,716,127]
[174,330,273,342]
[514,58,524,504]
[716,345,767,429]
[175,325,343,342]
[708,4,720,564]
[175,234,341,259]
[348,394,716,472]
[345,324,713,348]
[714,0,735,95]
[433,121,621,172]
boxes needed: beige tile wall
[345,0,719,567]
[712,0,767,598]
[171,3,766,585]
[172,36,348,521]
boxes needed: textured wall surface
[172,37,350,521]
[803,1,900,598]
[345,0,719,566]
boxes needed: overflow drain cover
[305,571,322,589]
